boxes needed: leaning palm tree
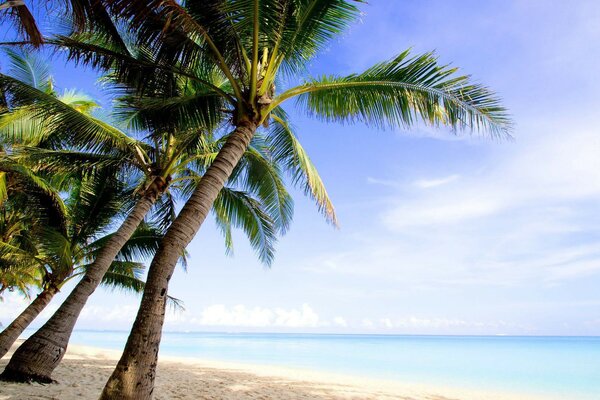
[0,42,327,380]
[0,139,71,349]
[0,164,166,359]
[78,1,510,398]
[12,1,509,397]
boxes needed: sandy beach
[0,341,554,400]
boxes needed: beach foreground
[0,341,547,400]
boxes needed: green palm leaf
[268,109,337,225]
[4,48,52,92]
[275,51,512,137]
[0,157,69,232]
[213,187,277,266]
[235,141,294,234]
[0,73,138,153]
[98,260,185,310]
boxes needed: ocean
[63,331,599,399]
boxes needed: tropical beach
[1,1,600,399]
[0,340,579,400]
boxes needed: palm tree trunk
[0,286,58,360]
[0,194,157,382]
[100,121,257,400]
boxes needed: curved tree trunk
[0,286,57,360]
[100,121,257,400]
[0,194,156,383]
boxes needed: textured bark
[0,195,156,382]
[0,286,57,360]
[100,121,257,400]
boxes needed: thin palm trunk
[0,194,156,382]
[100,121,257,400]
[0,286,58,359]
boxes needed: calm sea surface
[59,331,600,399]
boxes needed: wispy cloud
[414,174,460,189]
[366,176,400,188]
[194,304,320,328]
[383,195,501,228]
[302,123,600,291]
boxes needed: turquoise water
[64,331,599,399]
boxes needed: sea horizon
[66,328,600,338]
[20,329,599,400]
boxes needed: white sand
[0,341,551,400]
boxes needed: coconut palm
[0,161,167,360]
[0,49,164,358]
[63,1,511,398]
[0,42,328,380]
[0,123,71,346]
[0,204,59,352]
[9,1,510,396]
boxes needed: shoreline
[0,341,566,399]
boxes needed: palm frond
[67,170,128,245]
[115,91,223,135]
[0,105,48,145]
[0,73,138,153]
[255,0,362,77]
[268,109,337,225]
[89,221,163,262]
[99,260,184,311]
[237,140,294,234]
[151,192,177,233]
[104,0,243,99]
[213,187,277,266]
[0,157,69,233]
[100,260,145,292]
[275,51,512,137]
[17,147,130,174]
[4,48,51,91]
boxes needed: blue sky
[2,1,600,335]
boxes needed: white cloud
[333,316,348,327]
[380,318,394,328]
[0,298,330,331]
[361,319,375,329]
[383,195,501,228]
[179,303,321,329]
[414,174,460,189]
[302,124,600,289]
[382,125,600,231]
[366,176,400,188]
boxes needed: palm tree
[0,43,328,380]
[10,2,509,396]
[67,1,510,398]
[0,162,166,360]
[0,114,72,352]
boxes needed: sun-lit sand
[0,340,550,400]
